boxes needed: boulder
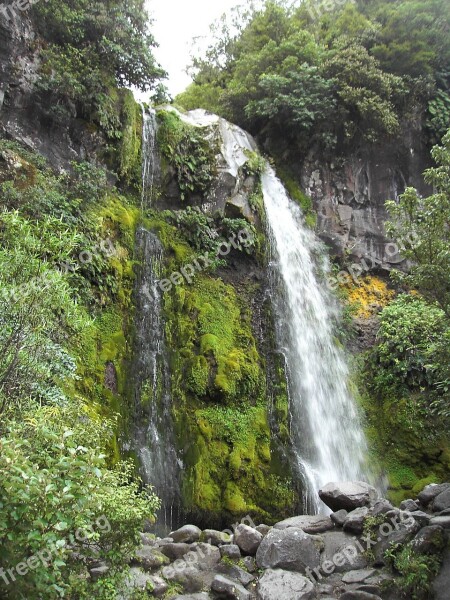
[216,563,255,586]
[211,574,251,600]
[342,569,376,584]
[340,593,382,600]
[170,525,202,544]
[234,524,263,555]
[133,546,170,571]
[123,568,167,597]
[429,516,450,529]
[371,520,420,567]
[189,543,221,569]
[202,529,232,546]
[409,510,431,527]
[162,565,207,594]
[320,531,368,573]
[433,547,450,600]
[255,524,271,536]
[139,532,156,546]
[433,488,450,512]
[220,544,241,559]
[369,499,394,517]
[173,595,211,600]
[89,565,110,581]
[242,556,257,573]
[399,499,419,512]
[343,507,369,534]
[319,482,378,512]
[331,510,348,527]
[257,569,317,600]
[411,525,446,555]
[256,527,320,573]
[417,483,450,507]
[275,515,334,534]
[160,543,192,560]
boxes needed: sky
[146,0,242,97]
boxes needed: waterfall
[262,165,369,513]
[131,107,180,532]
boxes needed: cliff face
[298,121,431,270]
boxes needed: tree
[385,130,450,317]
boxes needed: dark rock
[331,510,348,527]
[89,565,109,581]
[429,516,450,529]
[417,483,450,507]
[257,569,317,600]
[433,547,450,600]
[255,524,271,536]
[170,525,202,544]
[160,543,192,560]
[371,519,420,567]
[275,515,334,534]
[211,574,251,600]
[319,482,378,512]
[321,531,368,574]
[343,507,369,534]
[340,593,382,600]
[234,524,263,555]
[399,499,419,512]
[220,544,241,559]
[189,543,221,569]
[411,525,446,555]
[242,556,257,573]
[369,499,394,517]
[202,529,232,546]
[216,563,255,586]
[342,569,376,584]
[409,510,431,527]
[433,488,450,512]
[355,585,382,596]
[133,546,170,570]
[256,527,320,573]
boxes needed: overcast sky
[147,0,242,97]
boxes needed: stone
[409,510,431,527]
[234,524,263,555]
[340,593,382,600]
[399,499,419,512]
[433,488,450,512]
[242,556,257,573]
[89,565,110,581]
[355,585,382,596]
[211,574,251,600]
[319,482,378,512]
[220,544,241,559]
[331,510,348,527]
[216,563,255,586]
[369,499,394,517]
[411,525,446,555]
[123,568,166,597]
[417,483,450,507]
[275,515,334,534]
[170,525,202,544]
[202,529,232,546]
[429,516,450,529]
[255,524,271,536]
[139,532,156,546]
[371,520,420,567]
[189,543,221,569]
[433,547,450,600]
[133,546,170,571]
[148,575,169,598]
[343,507,369,534]
[256,527,320,573]
[162,565,205,594]
[173,595,210,600]
[257,569,317,600]
[342,569,376,584]
[160,543,192,560]
[321,531,368,573]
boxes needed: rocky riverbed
[106,481,450,599]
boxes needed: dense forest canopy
[177,0,450,153]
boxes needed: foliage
[384,542,442,600]
[386,130,450,317]
[157,110,217,200]
[0,401,159,599]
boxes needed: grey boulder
[256,527,320,573]
[417,483,450,507]
[202,529,232,546]
[220,544,241,559]
[433,487,450,512]
[234,524,263,555]
[319,482,378,512]
[170,525,202,544]
[257,568,317,600]
[211,574,251,600]
[343,507,369,534]
[275,515,334,534]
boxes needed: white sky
[146,0,242,97]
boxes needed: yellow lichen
[342,275,395,318]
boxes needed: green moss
[275,165,317,228]
[118,89,143,188]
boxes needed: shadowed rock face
[299,128,431,271]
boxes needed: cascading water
[262,166,369,513]
[131,107,180,532]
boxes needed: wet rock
[202,529,232,546]
[319,482,378,512]
[331,510,348,527]
[220,544,241,559]
[411,525,446,555]
[170,525,202,544]
[343,507,369,534]
[257,569,317,600]
[211,574,251,600]
[234,524,263,555]
[417,483,450,507]
[256,527,320,573]
[133,546,170,571]
[275,515,334,534]
[433,488,450,512]
[399,499,419,512]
